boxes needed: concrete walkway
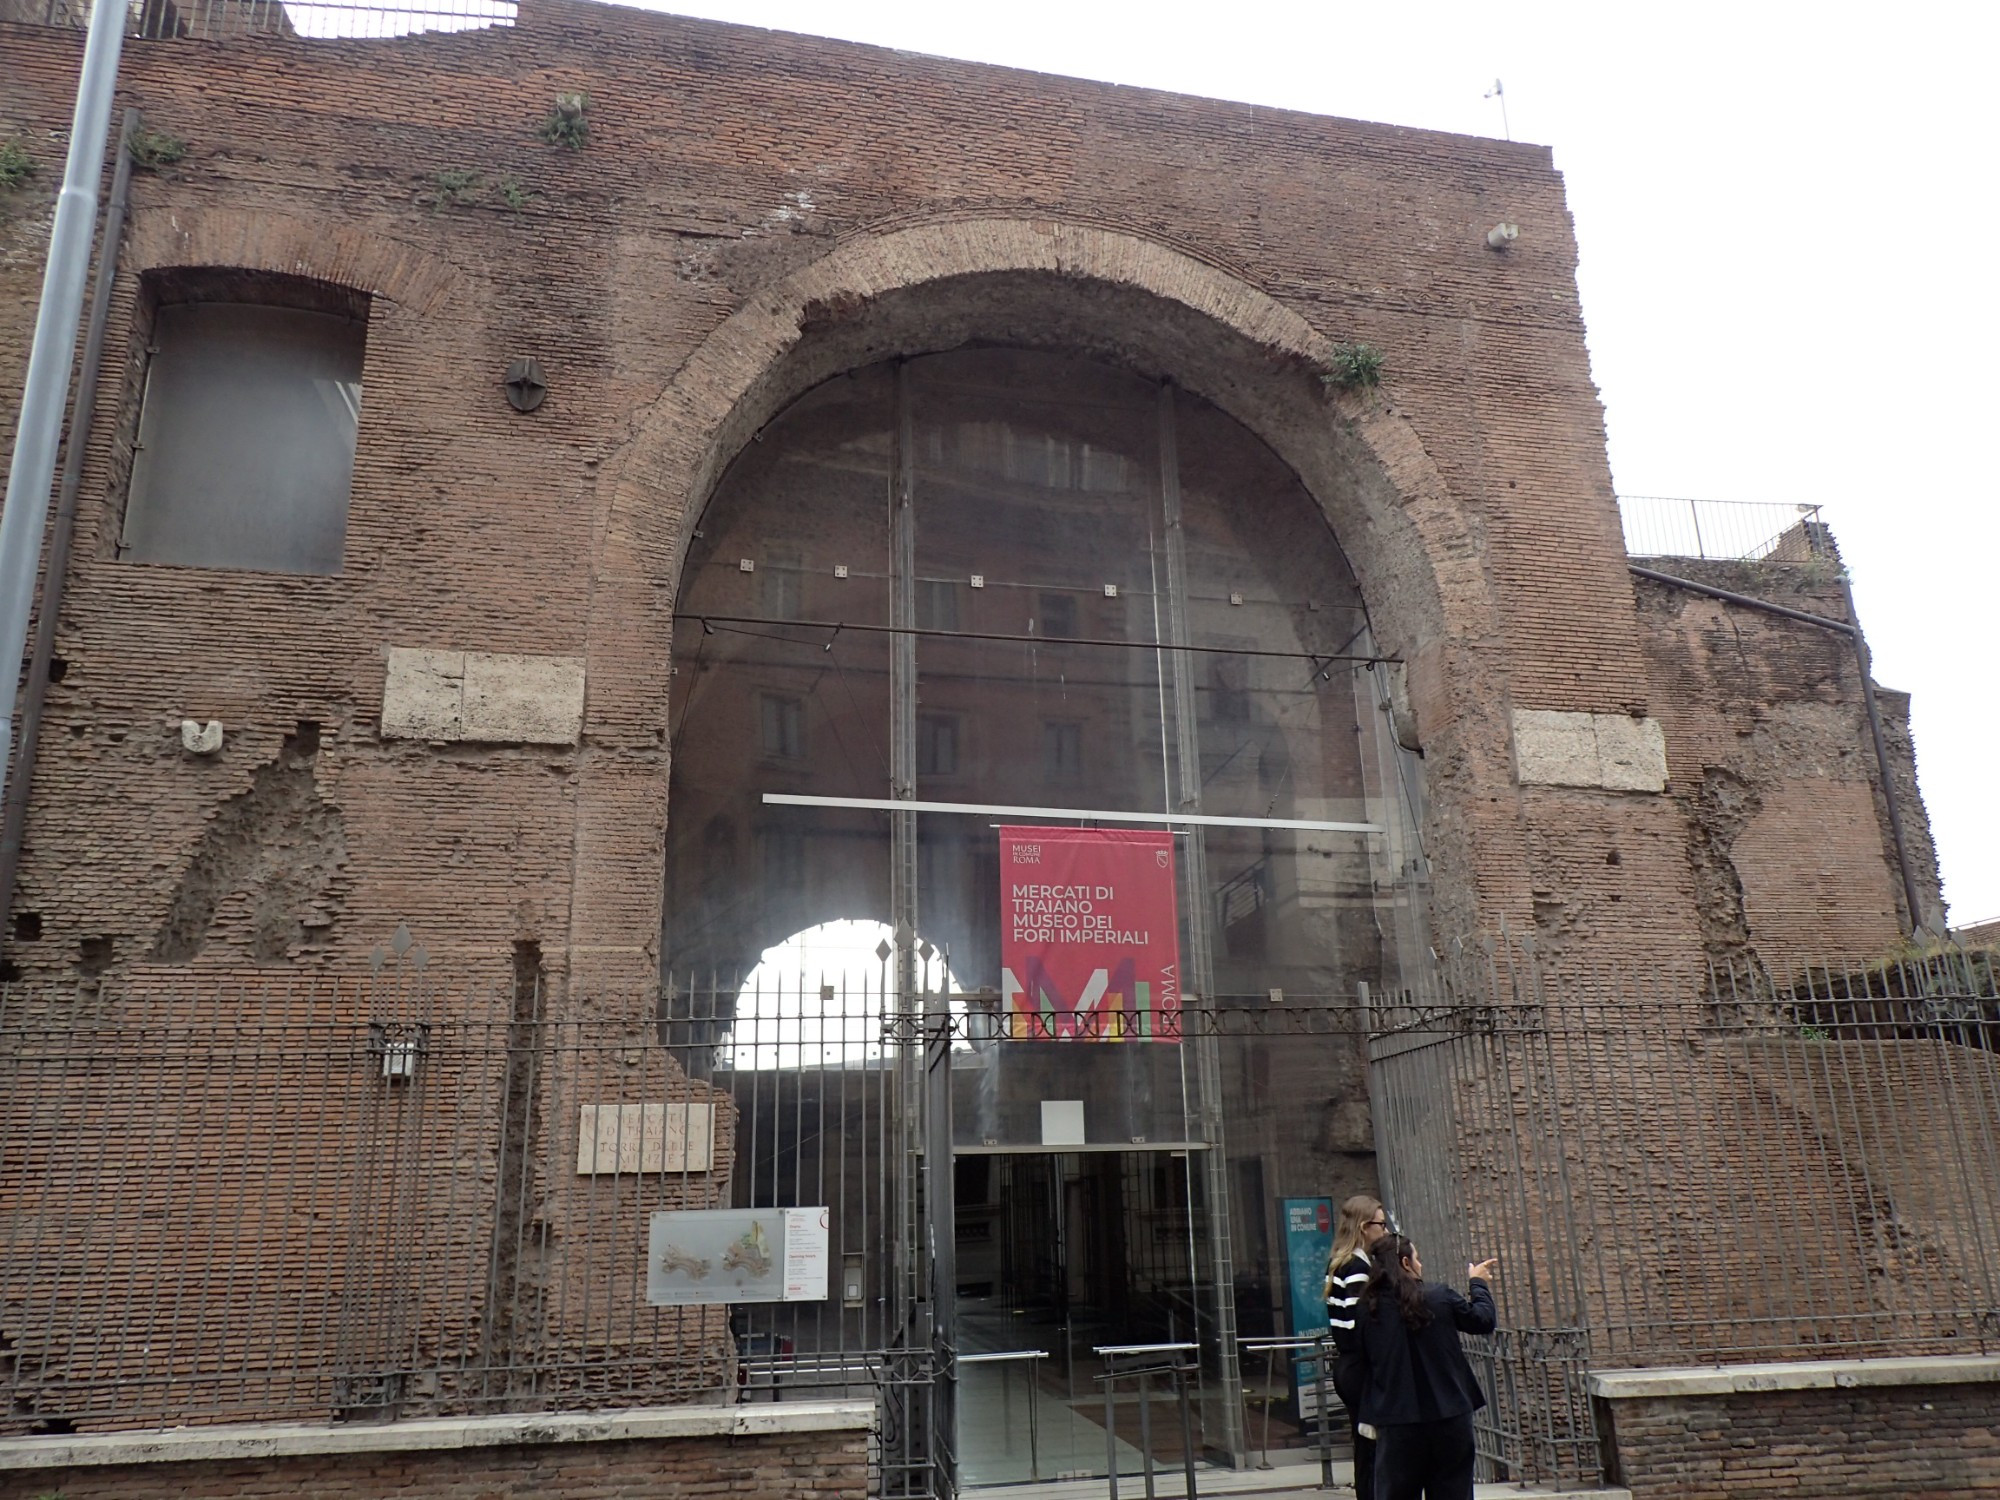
[965,1454,1632,1500]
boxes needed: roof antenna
[1485,78,1511,141]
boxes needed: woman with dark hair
[1353,1234,1497,1500]
[1324,1195,1390,1500]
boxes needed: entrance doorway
[954,1150,1204,1486]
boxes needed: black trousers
[1373,1412,1475,1500]
[1347,1414,1376,1500]
[1332,1355,1375,1500]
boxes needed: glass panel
[664,364,896,984]
[659,347,1435,1475]
[1173,390,1382,1000]
[906,351,1192,1153]
[664,366,900,1388]
[955,1150,1206,1485]
[124,303,364,574]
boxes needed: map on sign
[646,1207,830,1305]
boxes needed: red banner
[999,826,1181,1042]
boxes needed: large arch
[573,218,1538,988]
[597,218,1498,666]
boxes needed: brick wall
[1599,1383,2000,1499]
[0,1427,869,1500]
[1631,559,1942,970]
[0,0,1718,995]
[0,0,1957,1470]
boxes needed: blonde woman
[1325,1195,1390,1498]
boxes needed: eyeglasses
[1364,1218,1389,1230]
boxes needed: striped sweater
[1325,1248,1372,1351]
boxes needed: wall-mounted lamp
[504,357,548,412]
[368,1021,432,1084]
[1486,222,1520,250]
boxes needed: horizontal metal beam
[761,792,1382,834]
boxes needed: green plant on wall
[126,127,188,170]
[425,168,483,214]
[494,174,537,214]
[1321,341,1384,392]
[537,91,589,150]
[0,138,37,192]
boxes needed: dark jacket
[1355,1277,1494,1427]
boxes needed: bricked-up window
[123,284,367,574]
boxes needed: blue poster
[1280,1196,1334,1419]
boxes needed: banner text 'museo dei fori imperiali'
[999,826,1180,1041]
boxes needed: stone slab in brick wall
[1512,709,1667,792]
[381,647,466,740]
[462,650,588,744]
[382,647,586,745]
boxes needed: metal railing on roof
[10,0,514,41]
[1619,494,1832,564]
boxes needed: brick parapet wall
[1596,1377,2000,1498]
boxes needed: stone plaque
[575,1101,715,1175]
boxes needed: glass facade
[664,349,1428,1478]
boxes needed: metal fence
[0,967,950,1494]
[4,943,1995,1492]
[1618,496,1832,563]
[10,0,514,41]
[1370,938,2000,1485]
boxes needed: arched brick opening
[574,219,1537,987]
[122,206,460,314]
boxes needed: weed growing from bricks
[537,91,589,150]
[426,168,483,214]
[127,127,188,170]
[1322,341,1385,391]
[0,139,36,192]
[495,174,537,214]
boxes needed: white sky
[629,0,1998,923]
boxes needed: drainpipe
[0,0,128,910]
[0,111,136,959]
[1629,563,1927,935]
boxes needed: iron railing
[1619,495,1832,564]
[4,940,1995,1494]
[0,968,945,1494]
[8,0,514,41]
[1370,937,2000,1485]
